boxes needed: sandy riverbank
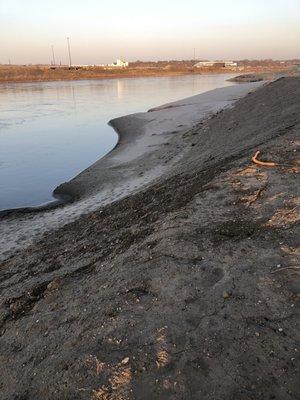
[0,77,299,399]
[0,81,261,260]
[55,81,263,200]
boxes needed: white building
[109,59,129,68]
[224,61,238,67]
[194,61,237,68]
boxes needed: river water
[0,73,237,210]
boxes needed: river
[0,73,237,210]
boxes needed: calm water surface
[0,74,237,210]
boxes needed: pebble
[47,280,60,292]
[121,357,130,365]
[223,291,232,299]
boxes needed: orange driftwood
[251,151,277,167]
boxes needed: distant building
[109,59,129,68]
[224,61,238,67]
[194,61,237,68]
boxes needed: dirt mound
[0,78,299,399]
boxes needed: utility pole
[51,45,56,66]
[193,48,196,63]
[67,37,72,68]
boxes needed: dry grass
[0,64,292,84]
[266,197,300,227]
[155,328,171,368]
[84,355,132,400]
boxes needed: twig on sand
[252,150,277,167]
[271,266,300,274]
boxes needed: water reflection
[117,80,125,101]
[71,86,77,112]
[0,74,236,210]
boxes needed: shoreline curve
[0,81,264,259]
[0,82,263,219]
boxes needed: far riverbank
[0,64,291,84]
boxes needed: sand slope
[0,78,299,399]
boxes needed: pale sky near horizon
[0,0,299,65]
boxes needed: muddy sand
[0,77,299,399]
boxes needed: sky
[0,0,299,64]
